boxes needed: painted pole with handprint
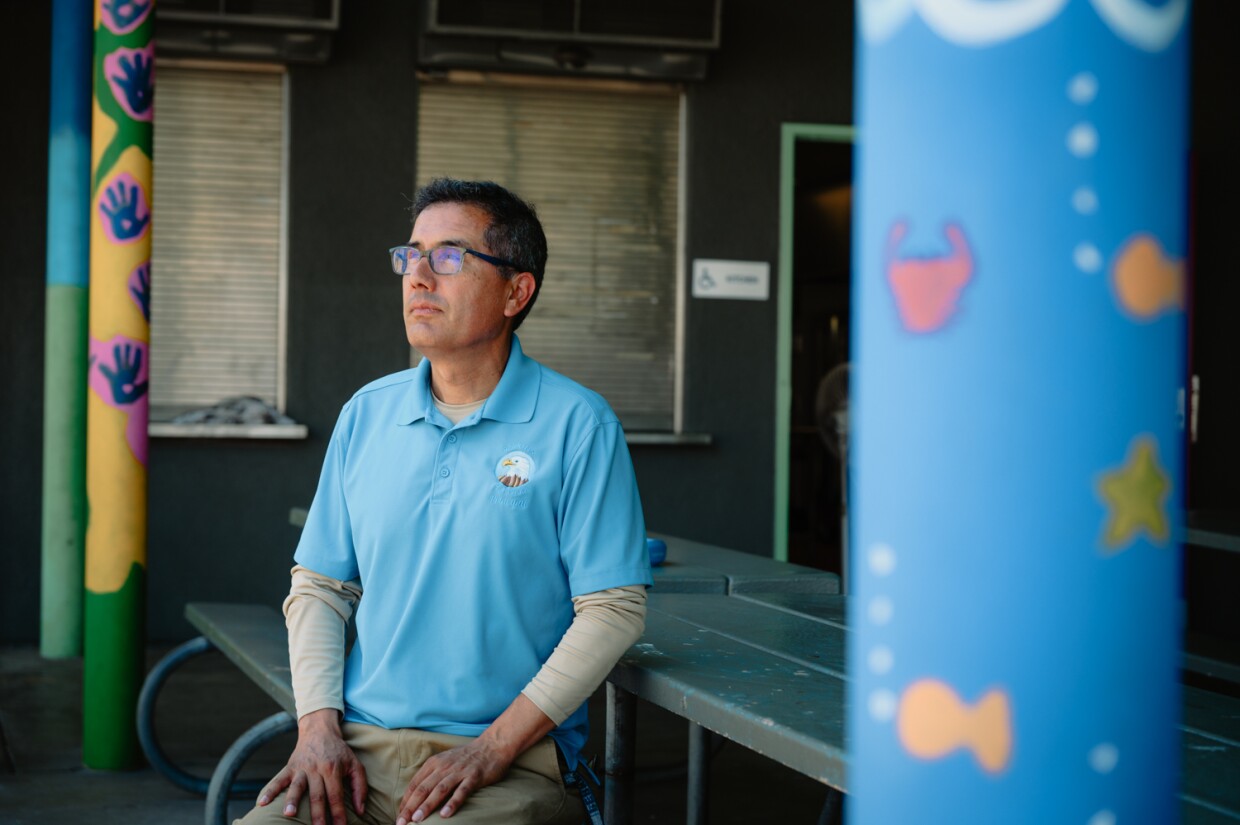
[849,1,1189,821]
[41,0,93,659]
[84,0,154,769]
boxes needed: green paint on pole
[41,285,90,658]
[82,563,146,770]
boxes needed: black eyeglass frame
[388,244,521,276]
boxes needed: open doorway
[774,125,854,580]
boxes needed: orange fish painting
[897,678,1013,774]
[1110,233,1184,320]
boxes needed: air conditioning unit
[419,0,722,81]
[155,0,341,63]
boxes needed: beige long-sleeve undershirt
[283,565,647,725]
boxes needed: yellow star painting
[1097,436,1171,553]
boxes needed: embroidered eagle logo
[496,451,534,488]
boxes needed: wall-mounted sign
[692,259,770,301]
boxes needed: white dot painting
[1073,186,1099,215]
[1089,742,1119,774]
[1068,122,1100,157]
[869,688,898,722]
[869,543,897,577]
[868,646,895,675]
[1075,243,1103,273]
[1068,71,1099,104]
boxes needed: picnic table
[1180,511,1240,685]
[648,532,840,595]
[136,536,1237,825]
[1184,510,1240,555]
[604,592,1240,825]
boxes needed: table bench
[138,602,296,825]
[141,593,1239,825]
[603,593,1240,825]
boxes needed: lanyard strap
[563,768,604,825]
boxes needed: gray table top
[1184,510,1240,554]
[733,591,849,628]
[616,593,1240,821]
[650,533,841,594]
[649,563,727,594]
[612,593,850,790]
[186,602,295,715]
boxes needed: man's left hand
[396,738,511,823]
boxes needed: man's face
[402,202,533,358]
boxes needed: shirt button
[447,434,458,443]
[439,467,450,478]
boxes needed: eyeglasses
[388,245,520,276]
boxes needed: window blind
[416,79,680,431]
[149,65,286,417]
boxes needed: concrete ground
[0,646,834,824]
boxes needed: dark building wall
[1,1,857,643]
[145,1,419,639]
[1,2,419,643]
[634,1,855,554]
[0,0,51,646]
[6,3,1233,644]
[1186,0,1239,510]
[1182,2,1240,644]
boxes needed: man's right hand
[257,708,367,825]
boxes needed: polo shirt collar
[480,335,540,423]
[398,335,539,426]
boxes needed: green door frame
[774,122,856,562]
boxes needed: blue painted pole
[41,0,94,659]
[849,1,1190,822]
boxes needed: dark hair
[410,178,548,331]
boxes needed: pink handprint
[99,173,151,244]
[89,335,150,466]
[104,45,155,122]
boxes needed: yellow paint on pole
[84,395,147,593]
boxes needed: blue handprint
[100,178,150,242]
[129,262,151,322]
[109,49,153,118]
[98,343,148,405]
[103,0,151,32]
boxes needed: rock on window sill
[149,422,308,440]
[149,396,307,439]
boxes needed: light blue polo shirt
[294,335,652,767]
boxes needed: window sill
[625,432,712,446]
[149,422,309,440]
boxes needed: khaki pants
[235,723,585,825]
